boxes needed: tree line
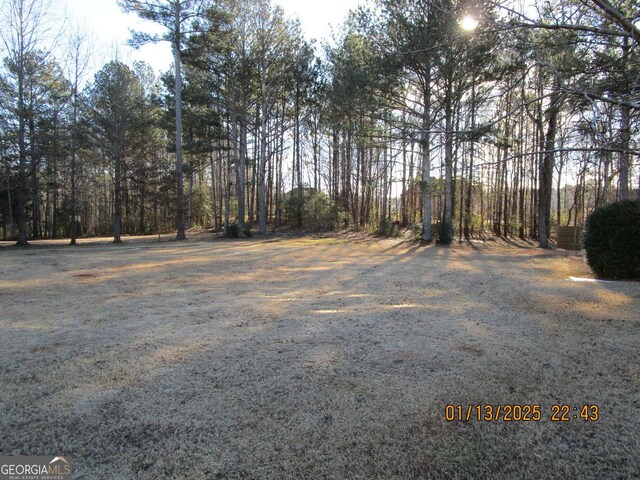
[0,0,638,247]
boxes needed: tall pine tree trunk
[258,94,268,234]
[380,117,389,233]
[421,65,433,244]
[443,74,454,242]
[618,104,630,200]
[464,80,476,240]
[538,83,562,249]
[173,8,186,240]
[618,37,631,200]
[114,151,122,244]
[236,100,247,228]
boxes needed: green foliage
[91,61,146,155]
[285,195,304,228]
[416,179,429,194]
[584,200,640,279]
[437,220,454,245]
[226,223,252,239]
[411,223,423,241]
[190,185,213,227]
[226,223,241,238]
[472,214,484,233]
[284,191,342,231]
[378,220,402,237]
[508,216,522,234]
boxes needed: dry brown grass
[1,235,639,479]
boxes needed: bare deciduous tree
[0,0,54,246]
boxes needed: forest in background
[0,0,638,247]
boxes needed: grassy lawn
[1,236,638,478]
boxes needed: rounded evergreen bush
[583,199,640,279]
[437,221,454,245]
[226,223,241,238]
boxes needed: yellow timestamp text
[444,404,600,422]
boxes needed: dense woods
[0,0,638,246]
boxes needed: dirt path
[1,238,638,479]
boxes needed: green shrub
[411,223,423,241]
[437,220,454,245]
[227,223,241,238]
[284,191,342,231]
[225,223,253,239]
[190,186,213,227]
[583,200,640,279]
[411,222,442,242]
[284,196,305,228]
[508,215,522,234]
[377,219,401,237]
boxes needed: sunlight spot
[274,266,333,273]
[0,278,50,290]
[568,277,614,283]
[460,15,479,32]
[0,320,51,331]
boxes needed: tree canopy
[0,0,637,245]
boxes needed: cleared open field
[1,236,639,479]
